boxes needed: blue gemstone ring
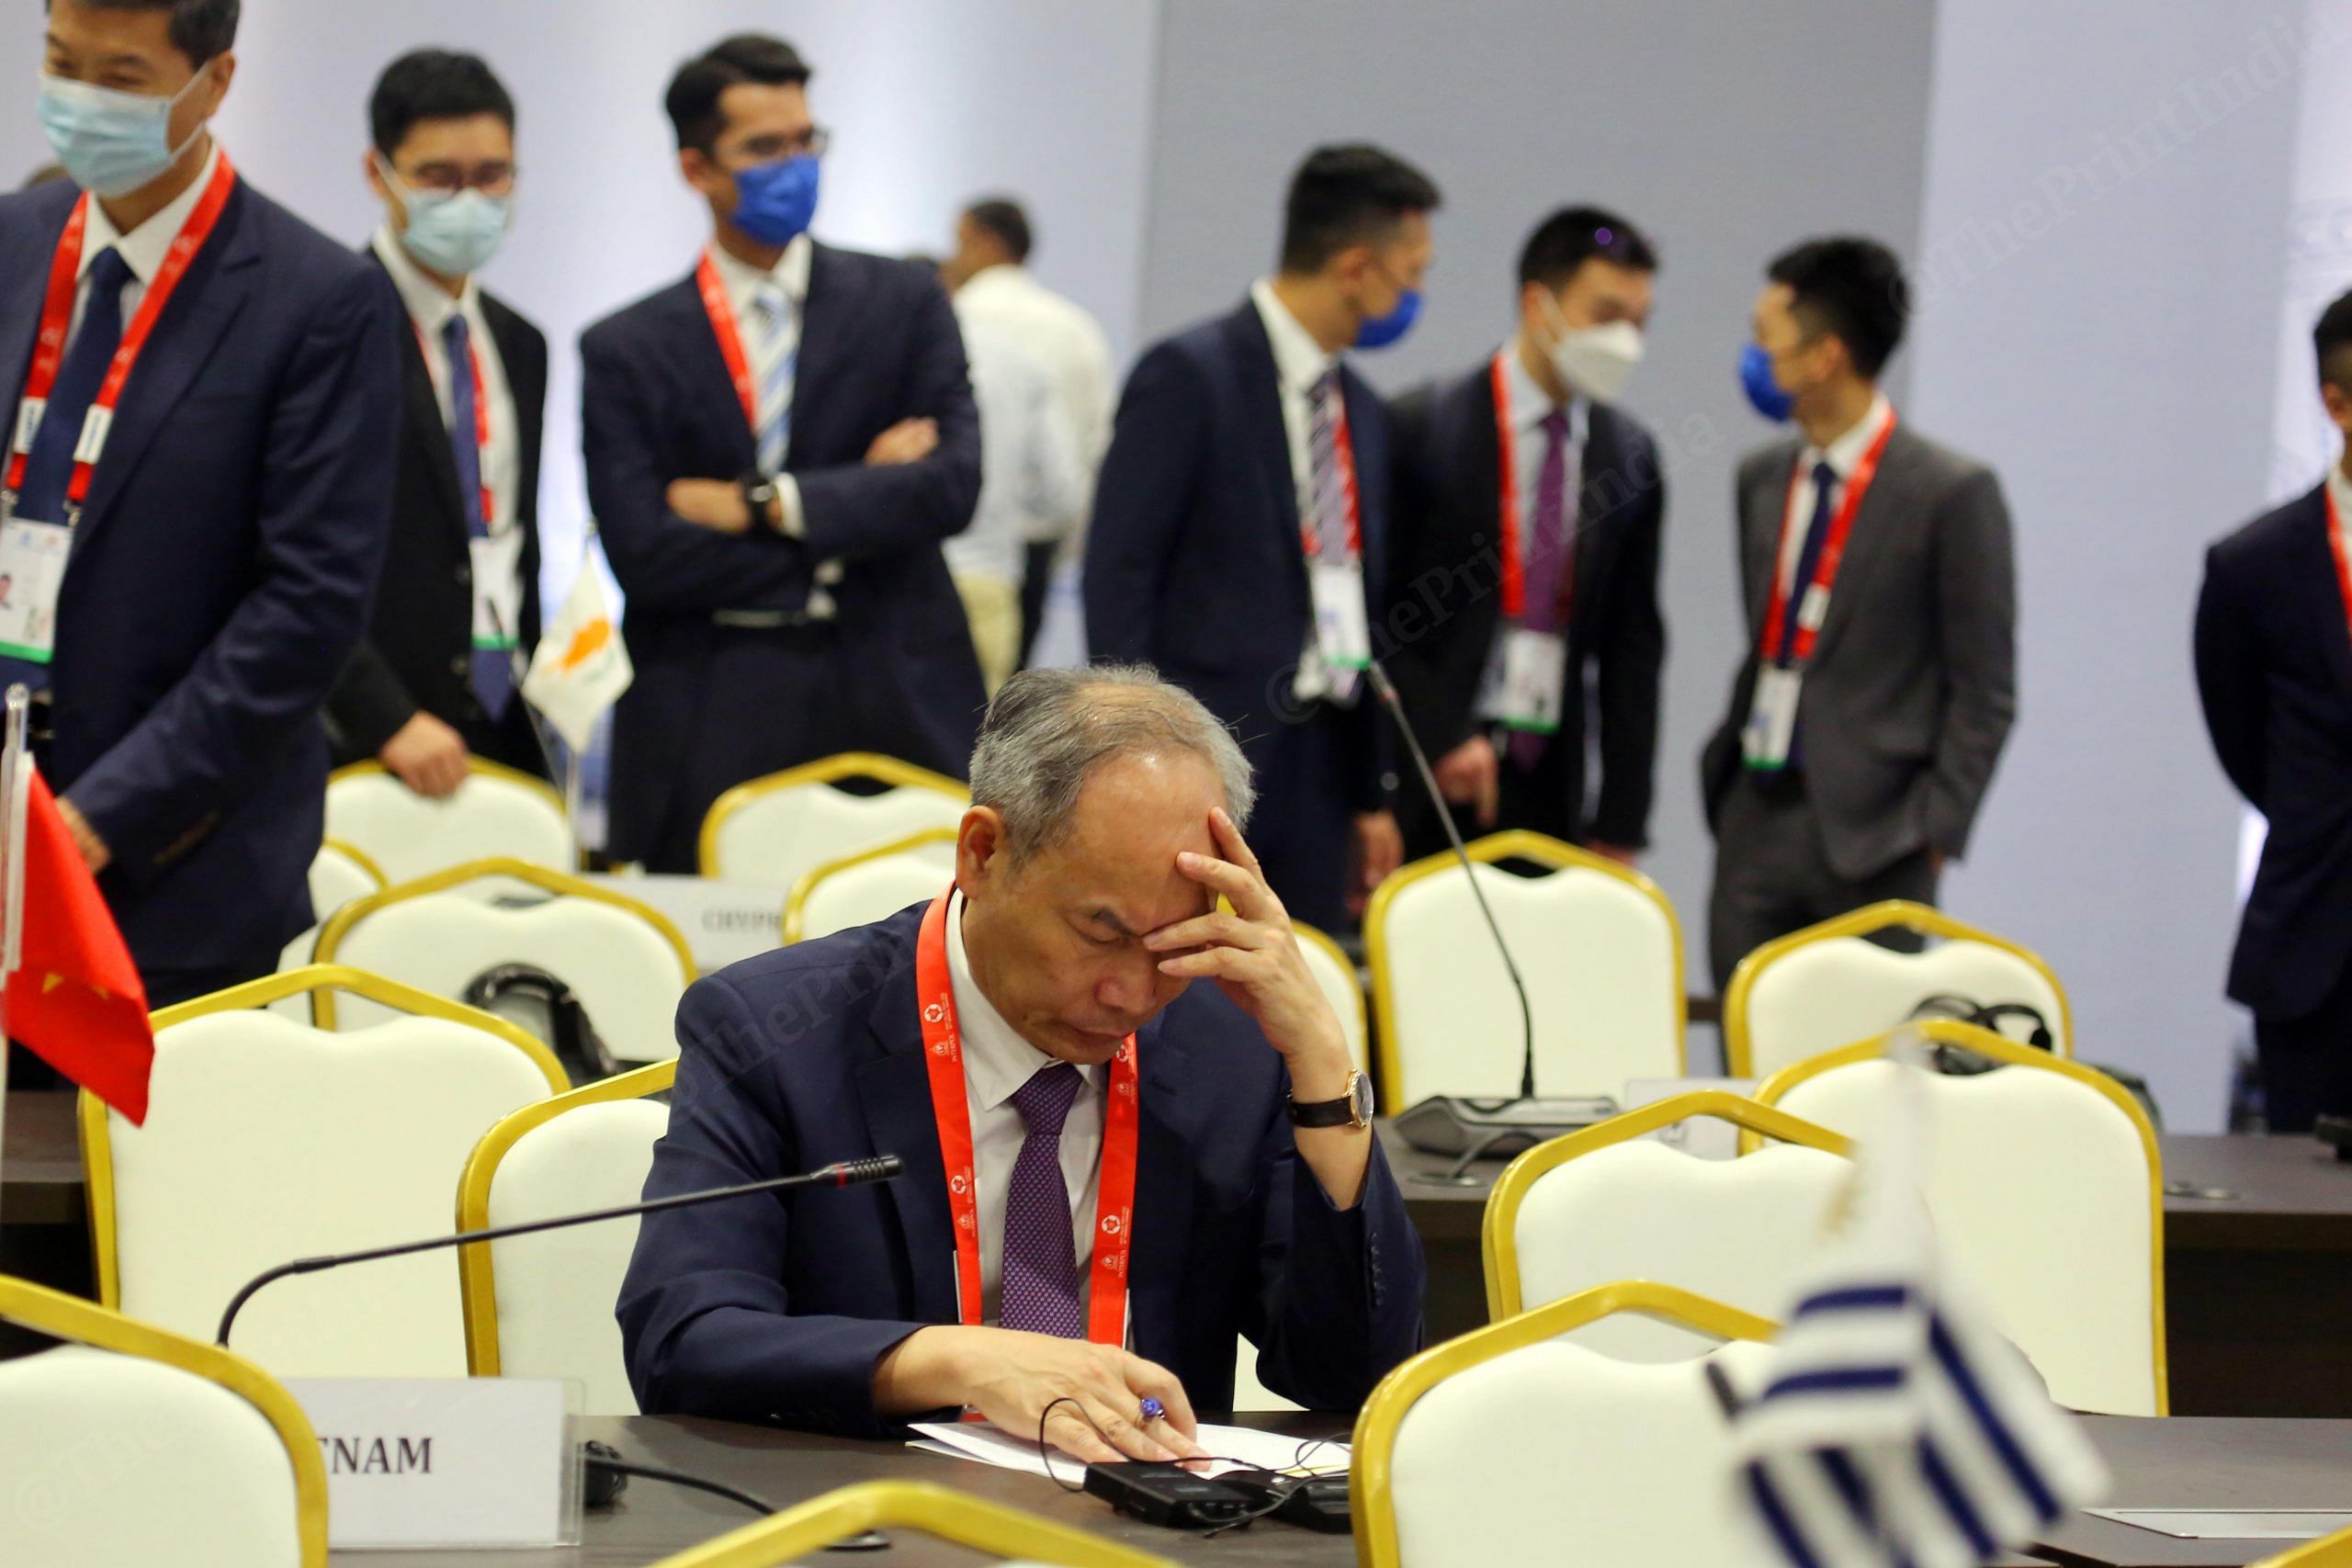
[1138,1397,1166,1422]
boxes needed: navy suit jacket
[580,243,984,866]
[617,904,1424,1435]
[1385,364,1668,848]
[0,174,398,975]
[1084,299,1395,816]
[2196,483,2352,1020]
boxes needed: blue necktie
[444,313,514,721]
[3,247,133,694]
[1777,461,1839,665]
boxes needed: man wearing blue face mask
[329,49,549,794]
[581,33,983,873]
[0,0,397,1011]
[1086,145,1442,931]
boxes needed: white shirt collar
[958,261,1024,300]
[81,138,222,287]
[1500,338,1588,445]
[710,232,813,305]
[2329,462,2352,529]
[370,224,478,336]
[1250,278,1339,396]
[945,890,1102,1113]
[1803,389,1895,480]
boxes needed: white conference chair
[1294,919,1370,1080]
[1365,831,1685,1105]
[644,1481,1177,1567]
[1755,1021,2165,1416]
[323,758,572,888]
[314,858,695,1065]
[782,828,959,943]
[0,1275,328,1568]
[274,839,390,985]
[1724,899,2072,1079]
[458,1063,673,1415]
[699,751,969,888]
[1481,1091,1851,1359]
[84,966,568,1378]
[1354,1281,1778,1568]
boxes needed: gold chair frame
[646,1479,1178,1567]
[780,826,959,944]
[697,751,968,879]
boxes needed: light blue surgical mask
[38,66,211,200]
[381,159,512,279]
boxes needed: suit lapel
[2302,488,2352,694]
[1743,440,1801,635]
[1806,427,1927,666]
[390,294,469,545]
[791,243,856,450]
[0,196,74,423]
[1228,304,1306,580]
[77,186,259,532]
[1128,1023,1193,1337]
[854,954,960,1325]
[1573,406,1627,625]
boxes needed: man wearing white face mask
[1386,207,1667,863]
[1,0,397,1014]
[328,50,550,792]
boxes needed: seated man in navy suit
[619,665,1421,1453]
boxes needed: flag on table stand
[0,711,153,1125]
[522,550,632,755]
[1727,1033,2108,1568]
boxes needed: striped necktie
[1305,369,1353,561]
[751,282,797,477]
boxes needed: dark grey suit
[1701,421,2017,991]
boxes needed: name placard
[586,873,786,973]
[284,1377,580,1549]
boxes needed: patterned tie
[1000,1062,1087,1338]
[751,282,797,478]
[1306,370,1352,560]
[444,313,514,722]
[1509,408,1576,771]
[1779,461,1841,663]
[2,246,133,694]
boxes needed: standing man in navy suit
[582,34,984,873]
[3,0,397,1007]
[330,50,549,793]
[2196,288,2352,1132]
[1086,146,1442,931]
[620,666,1420,1443]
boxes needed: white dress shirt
[955,264,1114,550]
[1498,339,1589,578]
[371,225,526,649]
[707,235,826,554]
[945,891,1106,1325]
[1776,390,1896,594]
[949,305,1087,587]
[1251,279,1362,703]
[70,139,222,345]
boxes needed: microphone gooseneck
[214,1154,904,1350]
[1365,659,1537,1102]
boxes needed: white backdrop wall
[13,0,1164,592]
[1908,0,2335,1129]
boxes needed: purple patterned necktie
[1000,1062,1087,1337]
[1510,408,1575,771]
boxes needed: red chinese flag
[4,765,153,1124]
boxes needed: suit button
[456,566,471,586]
[450,655,469,675]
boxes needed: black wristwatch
[1286,1068,1374,1130]
[739,470,780,531]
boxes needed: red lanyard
[2326,484,2352,657]
[915,888,1140,1343]
[1759,407,1898,667]
[694,251,760,435]
[1300,377,1363,562]
[6,153,238,513]
[1488,351,1576,623]
[411,318,493,525]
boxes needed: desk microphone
[1364,659,1615,1179]
[214,1154,903,1348]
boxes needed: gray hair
[968,664,1255,862]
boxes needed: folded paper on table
[909,1418,1349,1482]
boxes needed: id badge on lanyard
[1309,558,1372,673]
[0,517,71,664]
[1477,627,1566,734]
[469,532,524,655]
[1743,665,1803,770]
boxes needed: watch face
[1351,1070,1376,1124]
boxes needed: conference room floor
[353,1413,2352,1567]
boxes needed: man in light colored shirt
[944,299,1085,694]
[944,197,1116,662]
[620,665,1419,1446]
[1086,145,1441,930]
[330,50,550,793]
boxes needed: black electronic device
[1220,1468,1352,1533]
[1081,1462,1258,1529]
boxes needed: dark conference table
[7,1094,2352,1414]
[328,1413,2352,1567]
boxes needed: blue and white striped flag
[1728,1036,2109,1567]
